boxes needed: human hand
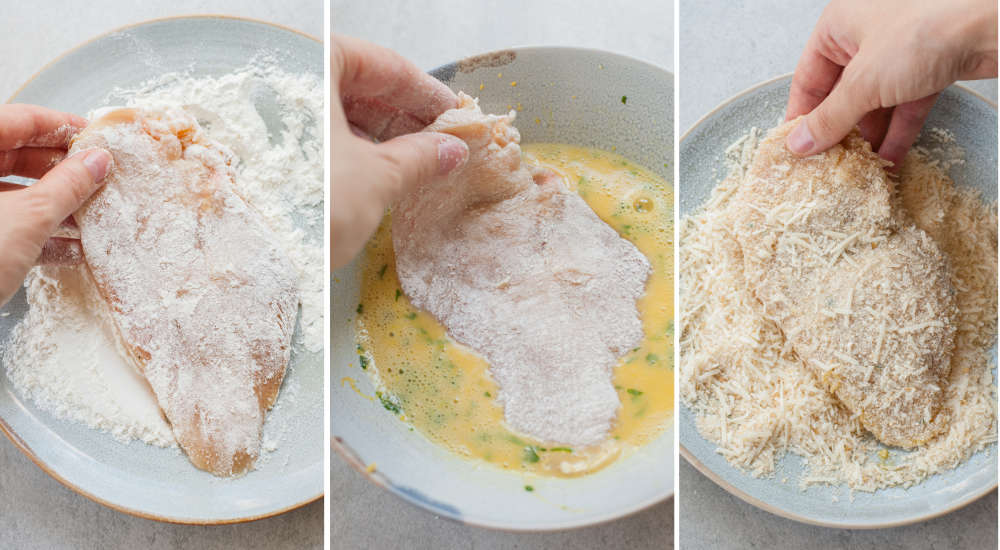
[785,0,997,166]
[331,35,469,269]
[0,105,112,306]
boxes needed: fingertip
[786,120,816,156]
[435,134,469,175]
[78,148,113,182]
[29,147,113,228]
[65,115,89,144]
[348,123,371,140]
[370,132,463,200]
[69,114,88,129]
[878,144,906,172]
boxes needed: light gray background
[331,1,674,548]
[1,2,323,549]
[333,0,673,73]
[680,0,998,133]
[679,1,998,549]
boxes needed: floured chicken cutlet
[392,94,651,447]
[70,108,298,476]
[729,119,957,448]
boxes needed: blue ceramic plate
[0,16,323,524]
[332,47,674,531]
[679,74,998,528]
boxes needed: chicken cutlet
[392,94,650,447]
[70,107,298,476]
[729,119,957,448]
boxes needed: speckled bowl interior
[0,17,323,524]
[679,74,998,528]
[331,47,674,531]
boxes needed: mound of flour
[2,60,323,447]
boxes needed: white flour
[2,61,323,448]
[6,267,175,446]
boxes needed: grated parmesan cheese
[680,128,997,492]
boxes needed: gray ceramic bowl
[0,17,323,524]
[679,73,998,528]
[331,46,674,530]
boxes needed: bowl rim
[1,14,323,525]
[331,44,675,532]
[428,43,674,81]
[678,71,998,529]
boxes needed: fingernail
[81,149,113,181]
[437,135,469,175]
[349,123,370,140]
[879,148,902,173]
[786,122,815,155]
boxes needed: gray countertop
[0,440,323,550]
[1,2,322,549]
[679,1,998,548]
[331,0,675,547]
[679,0,997,134]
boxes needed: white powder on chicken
[2,61,322,449]
[393,95,650,446]
[680,128,997,492]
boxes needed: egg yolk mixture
[354,144,673,477]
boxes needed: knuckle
[0,151,16,176]
[799,82,829,103]
[60,161,96,205]
[30,160,95,223]
[372,144,407,200]
[19,186,61,228]
[811,107,840,138]
[839,69,878,112]
[960,51,990,78]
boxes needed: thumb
[786,63,874,157]
[28,148,113,230]
[368,132,468,203]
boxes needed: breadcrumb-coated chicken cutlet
[729,119,957,448]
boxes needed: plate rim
[2,14,323,525]
[678,71,998,529]
[331,44,675,532]
[332,430,675,533]
[7,14,321,103]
